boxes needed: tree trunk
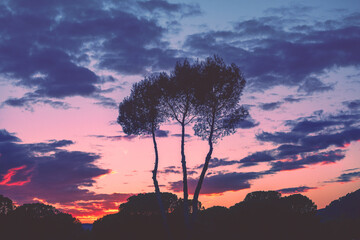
[180,122,190,236]
[191,116,215,223]
[152,129,172,240]
[191,138,213,222]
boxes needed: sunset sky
[0,0,360,223]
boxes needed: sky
[0,0,360,223]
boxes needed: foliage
[119,192,178,216]
[118,74,166,135]
[281,193,317,215]
[0,194,14,215]
[244,190,281,202]
[194,55,247,141]
[0,199,84,240]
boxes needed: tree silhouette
[6,203,82,240]
[119,192,178,216]
[0,194,14,215]
[244,190,281,202]
[281,194,317,215]
[159,59,201,231]
[117,74,171,238]
[191,56,247,221]
[14,203,60,217]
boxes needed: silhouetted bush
[0,200,85,240]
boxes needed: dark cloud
[27,140,74,153]
[0,129,135,210]
[273,128,360,157]
[277,186,316,194]
[239,151,275,164]
[343,99,360,110]
[90,130,169,140]
[0,0,190,108]
[138,0,201,17]
[169,171,266,195]
[259,101,283,111]
[160,166,181,175]
[3,93,72,110]
[183,13,360,93]
[0,129,21,142]
[297,77,333,94]
[171,133,192,138]
[326,171,360,183]
[89,134,137,141]
[290,119,340,133]
[297,128,360,150]
[196,158,241,169]
[155,129,169,138]
[269,150,345,172]
[283,96,304,103]
[256,131,304,144]
[256,110,360,158]
[235,115,260,129]
[160,166,197,175]
[93,94,118,109]
[328,113,360,122]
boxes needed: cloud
[0,0,191,109]
[283,96,304,103]
[259,101,283,111]
[93,94,118,109]
[0,129,21,142]
[2,92,73,110]
[256,111,360,157]
[235,116,260,129]
[0,129,131,222]
[27,140,74,153]
[160,166,181,175]
[171,133,192,138]
[138,0,201,17]
[169,171,266,195]
[89,134,137,141]
[269,150,345,172]
[90,131,168,141]
[290,119,340,133]
[277,186,316,194]
[160,166,197,175]
[256,131,304,144]
[297,77,334,94]
[343,99,360,110]
[239,151,275,164]
[183,13,360,93]
[326,171,360,183]
[196,158,241,169]
[155,129,169,138]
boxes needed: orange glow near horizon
[32,197,122,224]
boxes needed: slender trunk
[191,138,213,223]
[180,122,190,235]
[151,128,172,240]
[191,115,215,223]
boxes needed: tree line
[2,190,359,240]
